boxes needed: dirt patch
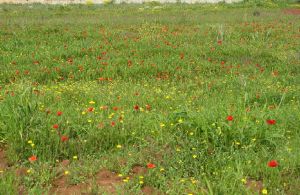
[131,165,147,175]
[18,185,26,195]
[283,9,300,15]
[142,186,159,195]
[51,160,91,195]
[15,167,28,177]
[51,175,90,195]
[50,162,123,194]
[245,179,263,193]
[95,169,122,193]
[59,159,70,167]
[0,149,8,172]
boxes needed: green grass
[0,2,299,194]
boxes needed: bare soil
[245,178,264,193]
[131,165,148,175]
[0,148,8,172]
[283,9,300,15]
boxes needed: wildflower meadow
[0,1,299,194]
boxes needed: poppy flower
[53,124,59,129]
[268,160,278,167]
[57,111,62,116]
[134,105,139,111]
[226,115,234,121]
[266,119,276,125]
[147,163,156,169]
[61,135,69,142]
[217,40,222,45]
[88,107,94,112]
[28,155,37,163]
[111,121,116,127]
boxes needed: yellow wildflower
[241,178,246,184]
[262,189,268,194]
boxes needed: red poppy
[217,40,222,45]
[227,115,234,121]
[268,160,278,167]
[266,119,276,125]
[134,105,139,111]
[111,121,116,127]
[88,107,94,112]
[113,106,118,111]
[57,111,63,116]
[28,155,37,163]
[147,163,156,169]
[53,124,59,129]
[61,135,69,142]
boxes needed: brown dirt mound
[50,166,123,194]
[95,169,122,193]
[142,186,160,195]
[0,149,8,172]
[15,167,28,177]
[283,9,300,15]
[245,179,263,193]
[51,175,90,195]
[131,165,147,175]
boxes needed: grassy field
[0,2,299,194]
